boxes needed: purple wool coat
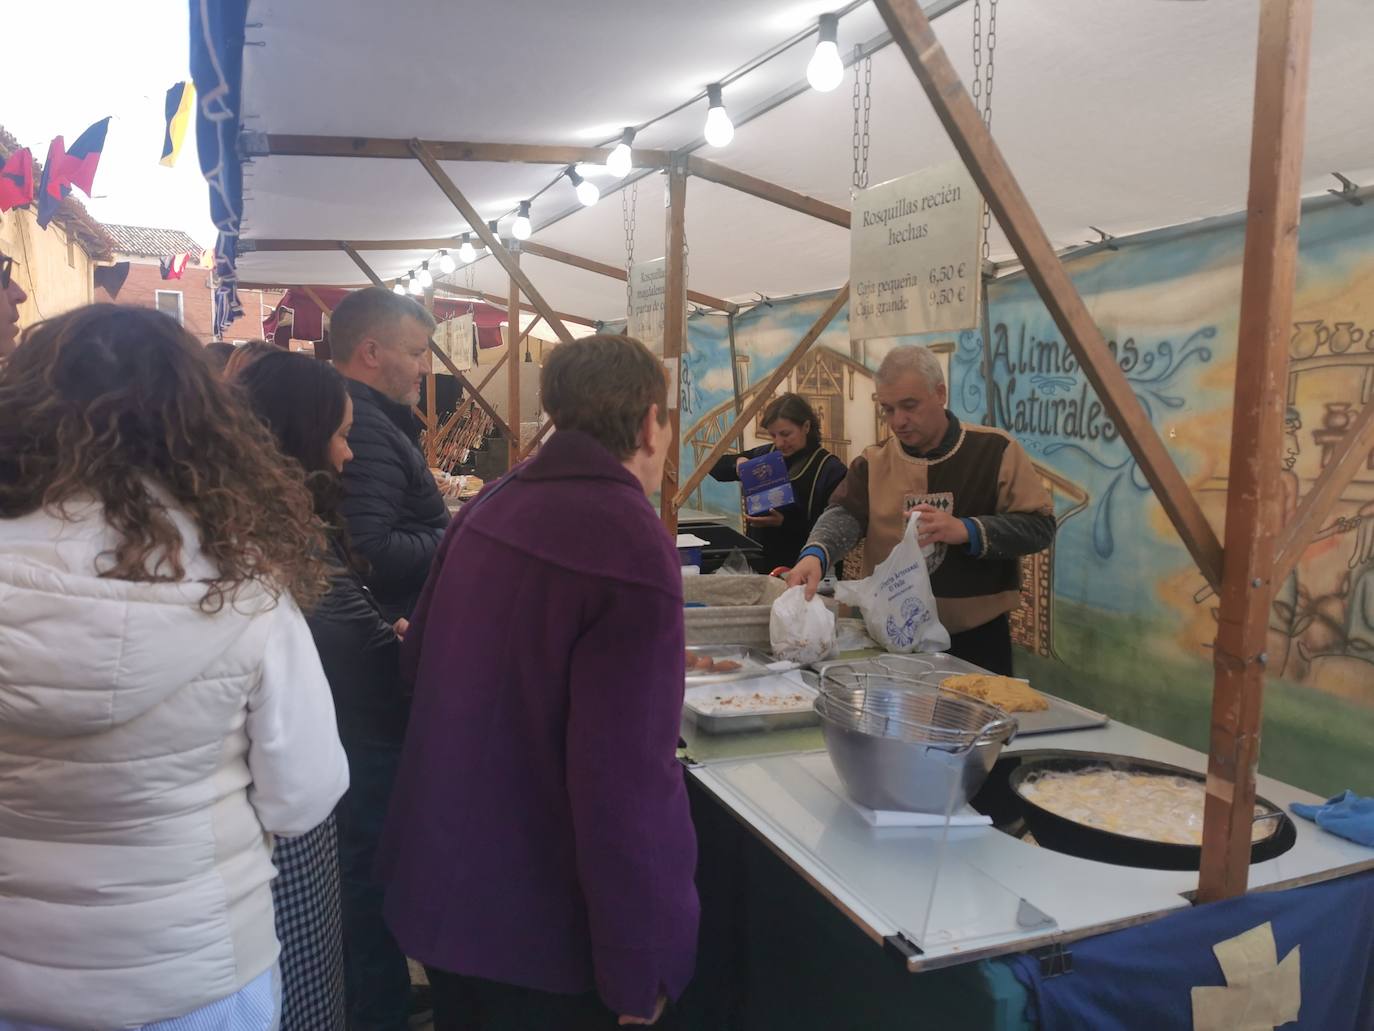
[377,429,699,1019]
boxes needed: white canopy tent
[231,0,1374,322]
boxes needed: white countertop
[688,718,1374,971]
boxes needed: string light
[512,200,533,240]
[415,262,434,289]
[436,250,456,274]
[606,127,635,178]
[392,281,407,295]
[407,276,424,296]
[807,14,844,92]
[567,167,600,207]
[458,234,476,263]
[704,83,734,147]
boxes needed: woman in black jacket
[239,352,415,1031]
[709,392,847,574]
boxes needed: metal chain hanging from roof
[622,180,638,320]
[851,48,873,191]
[972,0,999,261]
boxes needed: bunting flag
[160,253,192,280]
[94,262,131,299]
[0,148,34,211]
[35,118,110,229]
[160,82,196,167]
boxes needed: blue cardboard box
[740,451,795,516]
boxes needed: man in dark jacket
[329,287,448,1030]
[332,287,449,623]
[379,335,699,1029]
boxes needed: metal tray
[815,653,1108,737]
[683,672,820,735]
[685,645,776,685]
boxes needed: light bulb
[416,264,433,289]
[704,83,734,148]
[392,282,407,295]
[567,167,600,207]
[408,276,424,296]
[436,250,456,274]
[458,236,476,263]
[807,14,844,92]
[512,200,532,240]
[606,127,635,178]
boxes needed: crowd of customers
[0,277,698,1031]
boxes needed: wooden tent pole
[261,135,672,169]
[508,253,522,467]
[522,241,740,313]
[1272,401,1374,584]
[674,284,850,510]
[436,352,511,439]
[429,340,514,441]
[407,140,577,346]
[661,164,689,532]
[872,0,1225,591]
[340,243,385,288]
[685,157,850,229]
[423,292,438,466]
[1199,0,1315,904]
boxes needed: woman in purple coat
[378,335,698,1030]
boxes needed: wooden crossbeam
[1273,401,1374,585]
[1199,0,1315,904]
[408,139,577,348]
[437,352,510,439]
[428,339,513,441]
[507,256,522,466]
[661,166,689,531]
[261,134,672,169]
[673,284,850,510]
[686,156,850,229]
[340,243,385,288]
[874,0,1225,591]
[440,285,598,329]
[521,241,741,314]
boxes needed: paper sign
[433,313,474,374]
[850,161,983,341]
[628,258,667,355]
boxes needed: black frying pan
[1007,751,1296,871]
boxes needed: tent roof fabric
[226,0,1374,324]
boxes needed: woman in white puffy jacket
[0,306,349,1030]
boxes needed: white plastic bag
[833,512,950,654]
[769,585,837,665]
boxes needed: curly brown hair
[0,304,329,610]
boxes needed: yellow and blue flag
[160,81,196,167]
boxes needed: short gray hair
[330,287,437,365]
[875,344,945,390]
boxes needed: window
[155,290,184,325]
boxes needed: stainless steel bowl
[816,670,1017,814]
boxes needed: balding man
[788,344,1055,674]
[0,248,30,359]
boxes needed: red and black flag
[160,253,191,280]
[0,148,34,211]
[37,118,110,228]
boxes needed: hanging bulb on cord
[606,127,635,178]
[458,235,476,264]
[415,262,434,290]
[392,281,407,296]
[407,276,424,296]
[704,83,734,147]
[567,167,600,206]
[436,250,456,275]
[807,14,844,92]
[512,200,533,240]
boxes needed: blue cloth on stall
[1003,869,1374,1031]
[1291,790,1374,848]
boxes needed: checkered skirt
[272,816,345,1031]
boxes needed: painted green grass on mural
[1014,599,1374,798]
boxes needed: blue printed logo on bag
[741,451,796,517]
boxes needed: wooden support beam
[247,238,457,252]
[508,255,522,467]
[685,156,850,229]
[300,285,335,315]
[423,292,438,465]
[1273,401,1374,584]
[521,241,741,314]
[674,284,851,510]
[519,415,556,463]
[517,314,545,347]
[261,134,672,169]
[874,0,1225,591]
[429,340,513,442]
[661,165,689,532]
[340,243,385,288]
[440,285,598,329]
[408,140,577,347]
[437,352,511,439]
[1199,0,1315,905]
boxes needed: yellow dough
[940,673,1049,713]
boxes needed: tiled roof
[103,224,208,260]
[0,124,116,262]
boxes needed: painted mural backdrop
[677,198,1373,796]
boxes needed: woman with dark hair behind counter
[709,392,846,574]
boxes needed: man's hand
[744,509,784,528]
[910,504,969,548]
[392,617,410,641]
[787,554,825,600]
[619,996,668,1026]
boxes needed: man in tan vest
[787,344,1054,674]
